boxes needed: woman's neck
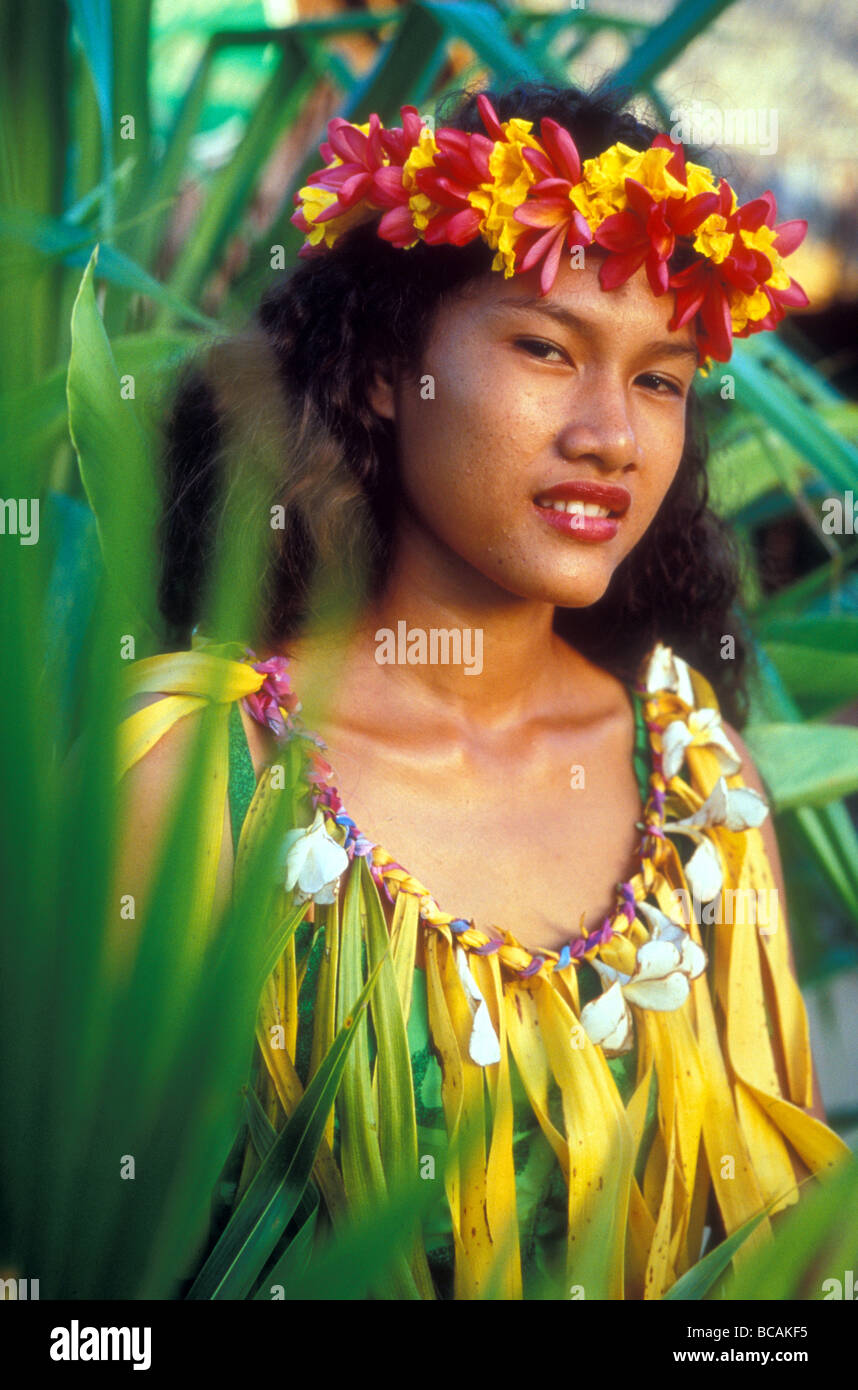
[258,524,624,742]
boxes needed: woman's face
[370,252,700,609]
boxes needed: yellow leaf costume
[117,637,851,1298]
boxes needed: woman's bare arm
[105,694,237,982]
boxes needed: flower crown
[291,93,808,368]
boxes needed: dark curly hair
[159,80,754,726]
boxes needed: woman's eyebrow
[489,295,699,365]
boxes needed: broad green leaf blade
[336,861,389,1214]
[252,1184,320,1300]
[255,900,311,995]
[722,1157,858,1300]
[66,244,161,640]
[158,36,320,318]
[743,721,858,810]
[0,329,200,471]
[336,862,420,1298]
[361,857,435,1298]
[242,1084,277,1161]
[185,954,387,1300]
[662,1207,771,1300]
[762,639,858,719]
[68,0,114,236]
[277,1169,443,1301]
[0,210,219,328]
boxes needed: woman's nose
[555,378,638,472]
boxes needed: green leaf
[789,802,858,928]
[252,1184,320,1300]
[276,1171,443,1301]
[157,34,322,319]
[0,328,200,467]
[185,954,387,1300]
[66,244,161,640]
[242,1084,277,1162]
[361,857,436,1297]
[335,862,420,1298]
[255,900,311,995]
[743,721,858,810]
[662,1208,771,1300]
[0,210,219,329]
[722,1158,858,1300]
[336,862,390,1216]
[762,637,858,719]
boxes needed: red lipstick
[532,478,631,543]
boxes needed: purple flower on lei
[241,652,301,739]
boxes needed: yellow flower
[401,126,442,235]
[730,285,773,332]
[693,212,735,264]
[570,143,639,224]
[728,224,793,330]
[685,159,722,200]
[623,145,688,199]
[466,117,545,275]
[295,184,341,248]
[401,125,440,187]
[741,223,791,289]
[571,143,689,227]
[489,118,543,204]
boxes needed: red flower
[300,113,387,224]
[511,117,593,295]
[667,186,809,361]
[378,105,425,166]
[368,106,429,245]
[409,125,494,248]
[595,180,720,296]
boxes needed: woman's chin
[515,564,617,610]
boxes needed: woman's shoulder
[116,640,279,771]
[120,686,272,779]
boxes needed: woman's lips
[533,502,619,542]
[532,479,630,544]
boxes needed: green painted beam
[421,1,548,84]
[605,0,738,93]
[340,4,448,124]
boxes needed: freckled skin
[257,254,700,953]
[374,252,695,611]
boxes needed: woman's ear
[367,366,396,421]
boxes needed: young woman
[118,82,850,1300]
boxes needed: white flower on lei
[661,706,743,781]
[661,775,769,903]
[579,904,708,1057]
[456,947,502,1066]
[278,807,350,905]
[644,642,696,707]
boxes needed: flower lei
[239,641,770,1060]
[290,94,808,367]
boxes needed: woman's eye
[515,337,567,363]
[637,372,684,396]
